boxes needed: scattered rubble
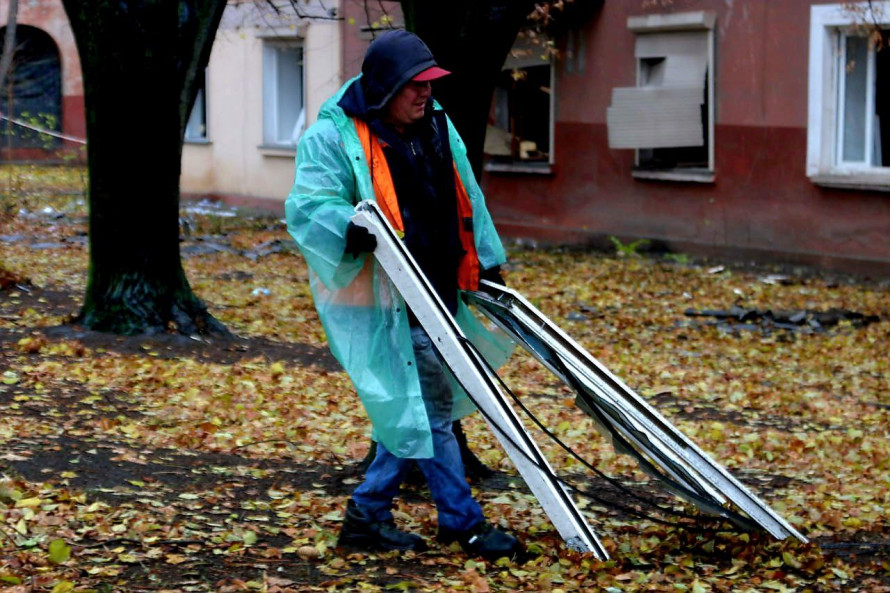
[683,305,880,333]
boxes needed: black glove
[344,222,377,258]
[480,265,506,286]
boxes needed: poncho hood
[360,30,442,111]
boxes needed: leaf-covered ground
[1,164,888,592]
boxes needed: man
[285,30,523,561]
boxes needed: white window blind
[185,83,207,141]
[263,43,305,148]
[607,31,708,149]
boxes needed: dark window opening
[0,25,63,149]
[486,64,551,164]
[185,73,207,142]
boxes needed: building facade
[179,2,341,205]
[3,1,889,275]
[479,0,890,275]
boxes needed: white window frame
[808,2,890,191]
[261,38,305,151]
[621,11,716,183]
[483,36,556,175]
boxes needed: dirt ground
[2,277,887,592]
[2,179,889,591]
[1,283,639,591]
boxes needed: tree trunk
[402,0,537,180]
[61,0,227,335]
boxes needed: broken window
[262,41,304,149]
[606,12,715,178]
[484,34,553,171]
[837,30,890,168]
[0,25,62,150]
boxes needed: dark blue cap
[361,30,449,111]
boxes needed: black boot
[453,420,493,482]
[438,520,524,561]
[337,499,427,552]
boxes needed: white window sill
[258,145,297,158]
[632,168,715,183]
[484,161,553,175]
[184,138,210,145]
[810,171,890,193]
[256,25,306,39]
[628,11,716,32]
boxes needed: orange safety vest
[353,117,480,291]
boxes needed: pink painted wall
[1,0,85,159]
[340,0,403,79]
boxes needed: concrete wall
[180,6,341,205]
[481,0,890,274]
[12,0,885,272]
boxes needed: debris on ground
[683,305,880,333]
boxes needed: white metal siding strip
[607,86,704,149]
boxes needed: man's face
[385,81,432,129]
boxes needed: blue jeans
[351,326,485,532]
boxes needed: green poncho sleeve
[285,119,365,291]
[285,87,512,459]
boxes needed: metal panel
[607,30,708,150]
[663,54,708,87]
[350,201,609,558]
[466,283,808,544]
[607,86,704,149]
[636,31,708,63]
[637,32,707,90]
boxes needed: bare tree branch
[263,0,281,15]
[277,0,342,20]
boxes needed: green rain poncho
[285,78,512,459]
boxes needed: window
[262,42,305,149]
[836,31,889,167]
[606,11,715,181]
[808,3,890,189]
[185,70,207,142]
[484,34,554,173]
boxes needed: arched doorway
[0,25,63,150]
